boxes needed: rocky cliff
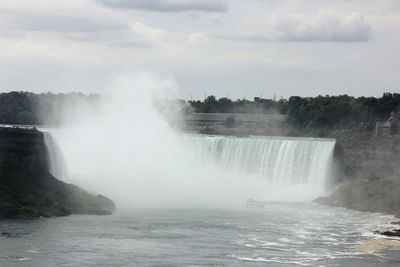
[0,127,115,219]
[317,134,400,216]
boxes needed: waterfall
[42,127,335,204]
[43,132,68,180]
[184,135,336,194]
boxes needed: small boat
[246,198,265,208]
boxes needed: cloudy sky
[0,0,399,99]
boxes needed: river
[1,203,400,266]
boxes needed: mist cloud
[97,0,229,12]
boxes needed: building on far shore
[181,113,287,129]
[376,111,400,136]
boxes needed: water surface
[1,203,400,266]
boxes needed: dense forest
[189,94,400,134]
[1,91,399,134]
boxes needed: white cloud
[0,13,118,33]
[97,0,228,12]
[217,9,372,43]
[188,32,205,45]
[273,10,372,42]
[130,22,166,42]
[0,0,399,97]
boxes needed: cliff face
[317,175,400,216]
[0,127,115,219]
[334,134,400,181]
[317,134,400,215]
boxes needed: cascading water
[43,132,68,181]
[49,128,336,206]
[184,135,336,195]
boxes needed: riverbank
[315,175,400,237]
[0,127,115,219]
[315,175,400,216]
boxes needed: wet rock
[376,229,400,237]
[0,127,116,219]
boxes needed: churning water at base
[1,204,400,266]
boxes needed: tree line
[0,91,99,125]
[189,93,400,134]
[1,91,399,134]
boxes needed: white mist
[49,73,335,209]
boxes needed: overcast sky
[0,0,399,99]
